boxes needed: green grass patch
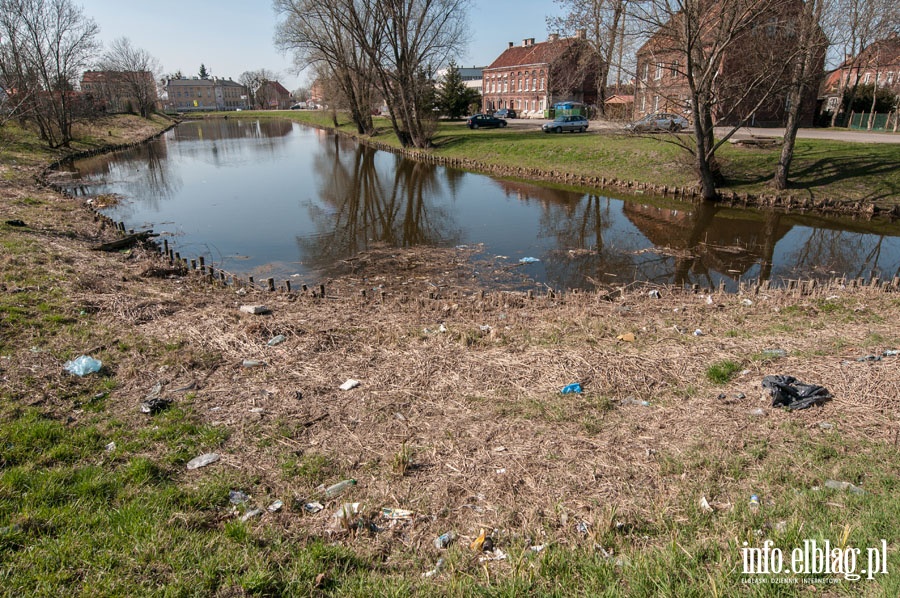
[706,360,742,384]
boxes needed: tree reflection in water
[298,136,461,273]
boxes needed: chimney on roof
[508,41,514,49]
[522,38,528,47]
[548,33,560,42]
[575,29,586,39]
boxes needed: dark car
[625,113,690,133]
[493,108,517,119]
[466,114,508,129]
[542,115,589,133]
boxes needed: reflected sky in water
[62,119,900,290]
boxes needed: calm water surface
[62,119,900,290]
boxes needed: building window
[671,60,679,79]
[640,94,646,112]
[886,72,894,86]
[655,63,663,80]
[864,73,871,84]
[642,63,649,81]
[653,95,660,112]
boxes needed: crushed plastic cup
[64,355,102,376]
[560,382,582,394]
[186,453,220,470]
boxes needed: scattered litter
[884,349,899,357]
[576,521,590,535]
[616,332,635,342]
[479,548,507,562]
[496,468,506,475]
[818,422,834,430]
[241,508,263,522]
[735,392,746,399]
[381,508,415,520]
[146,381,163,399]
[63,355,102,376]
[434,531,456,549]
[333,502,362,520]
[303,502,324,514]
[5,219,26,227]
[422,558,445,578]
[560,382,582,394]
[749,408,767,417]
[763,375,831,410]
[229,490,250,505]
[699,496,714,513]
[621,397,650,407]
[492,446,506,452]
[249,407,265,414]
[470,529,487,551]
[693,329,703,336]
[648,289,661,299]
[749,495,760,511]
[530,544,546,552]
[774,520,788,533]
[824,480,865,495]
[741,299,753,306]
[518,257,540,264]
[856,354,880,362]
[267,334,286,346]
[267,500,284,512]
[339,379,360,391]
[105,441,116,452]
[762,348,787,358]
[239,305,270,315]
[438,323,448,333]
[740,369,751,376]
[141,397,171,415]
[186,453,219,470]
[242,359,266,368]
[324,479,357,498]
[480,325,492,332]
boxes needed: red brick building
[819,32,900,118]
[482,32,599,118]
[634,1,824,127]
[81,70,158,114]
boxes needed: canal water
[60,118,900,291]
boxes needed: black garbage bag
[762,375,831,410]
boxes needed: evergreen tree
[438,61,470,119]
[199,64,209,79]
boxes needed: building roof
[605,94,634,104]
[485,36,579,71]
[264,80,291,95]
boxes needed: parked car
[466,114,508,129]
[290,102,307,110]
[625,113,690,132]
[493,108,517,119]
[542,115,589,133]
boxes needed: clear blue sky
[77,0,556,91]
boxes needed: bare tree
[631,0,797,200]
[773,0,829,189]
[827,0,899,126]
[96,37,160,118]
[362,0,470,148]
[0,0,99,147]
[239,68,278,109]
[274,0,377,135]
[548,0,629,115]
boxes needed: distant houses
[257,80,292,110]
[481,31,598,118]
[81,70,159,115]
[163,77,249,112]
[633,1,824,127]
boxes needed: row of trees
[274,0,470,148]
[0,0,163,147]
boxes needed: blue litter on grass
[64,355,102,376]
[561,383,582,394]
[519,257,540,264]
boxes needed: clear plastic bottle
[434,531,456,549]
[324,479,357,498]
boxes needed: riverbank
[2,115,900,596]
[261,110,900,218]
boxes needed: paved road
[500,117,900,143]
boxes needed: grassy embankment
[1,114,900,596]
[266,109,900,209]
